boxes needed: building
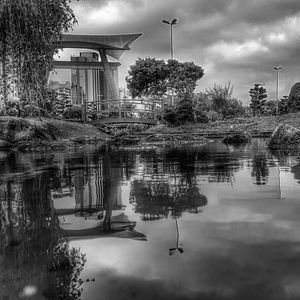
[69,52,119,104]
[51,33,142,105]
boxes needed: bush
[63,106,82,120]
[206,110,220,122]
[162,104,178,125]
[195,110,209,123]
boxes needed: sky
[57,0,300,103]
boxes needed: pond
[1,139,300,299]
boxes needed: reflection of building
[51,159,128,235]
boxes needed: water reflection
[1,140,300,299]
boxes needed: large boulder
[222,132,251,145]
[267,124,300,149]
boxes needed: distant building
[70,51,119,104]
[48,80,72,103]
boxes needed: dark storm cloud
[69,0,300,101]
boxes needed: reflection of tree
[0,166,86,299]
[130,180,207,221]
[291,163,300,184]
[44,239,86,300]
[251,154,269,185]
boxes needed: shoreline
[2,112,300,151]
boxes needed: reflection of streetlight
[274,66,283,115]
[162,18,178,60]
[169,216,184,256]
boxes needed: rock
[267,124,300,149]
[0,139,12,150]
[222,132,251,144]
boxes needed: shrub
[63,106,82,120]
[162,104,178,125]
[206,110,221,122]
[195,110,209,123]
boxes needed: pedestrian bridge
[83,98,164,125]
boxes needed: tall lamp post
[274,66,283,116]
[162,18,177,59]
[162,18,177,105]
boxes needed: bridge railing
[83,98,164,124]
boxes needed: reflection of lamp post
[169,216,184,256]
[274,66,283,115]
[162,18,177,60]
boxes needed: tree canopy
[249,83,268,116]
[0,0,78,113]
[126,57,204,98]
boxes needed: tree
[126,57,168,98]
[0,0,78,115]
[126,58,204,98]
[249,83,268,116]
[167,59,204,96]
[279,96,289,115]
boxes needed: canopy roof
[59,33,142,60]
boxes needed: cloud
[65,0,300,102]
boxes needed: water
[1,139,300,299]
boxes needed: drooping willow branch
[0,0,79,115]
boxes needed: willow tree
[0,0,78,115]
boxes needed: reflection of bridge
[84,98,163,125]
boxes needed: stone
[222,132,251,144]
[267,124,300,149]
[0,139,12,150]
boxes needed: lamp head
[171,18,178,25]
[162,19,170,24]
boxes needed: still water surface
[1,139,300,299]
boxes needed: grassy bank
[0,116,109,151]
[145,112,300,135]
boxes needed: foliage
[126,57,168,98]
[206,110,221,122]
[175,92,195,124]
[204,82,245,118]
[265,100,277,116]
[162,104,178,125]
[45,239,86,300]
[249,83,268,116]
[167,59,204,95]
[279,96,289,115]
[206,82,233,114]
[126,58,204,98]
[0,0,78,115]
[63,105,82,120]
[163,91,209,125]
[193,92,211,112]
[287,94,300,112]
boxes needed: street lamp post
[162,18,177,105]
[162,18,177,60]
[274,66,283,116]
